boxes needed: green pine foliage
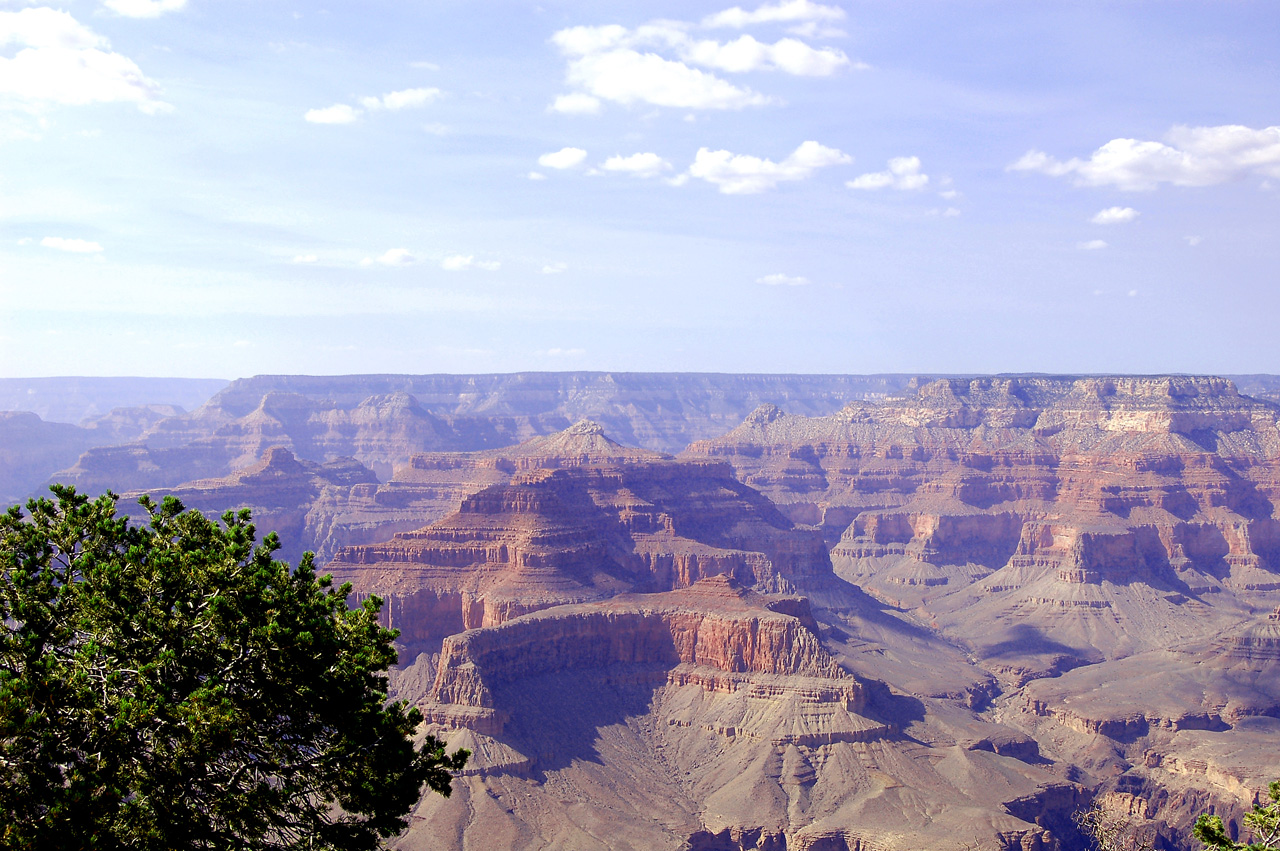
[0,485,467,851]
[1196,781,1280,851]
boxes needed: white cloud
[527,171,547,181]
[538,147,588,169]
[549,17,856,112]
[786,21,847,38]
[541,262,568,274]
[42,236,102,253]
[1091,206,1139,225]
[102,0,186,18]
[847,156,929,190]
[377,248,416,266]
[0,8,168,112]
[687,140,850,194]
[441,255,500,271]
[601,152,671,178]
[757,273,808,286]
[1185,235,1202,247]
[305,103,360,124]
[682,34,851,75]
[703,0,846,29]
[292,254,317,264]
[550,92,602,115]
[565,47,770,110]
[1010,124,1280,191]
[1078,239,1108,250]
[360,87,440,111]
[308,87,441,125]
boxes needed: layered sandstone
[398,577,1075,851]
[17,373,1280,849]
[684,376,1280,670]
[117,445,378,565]
[300,419,671,562]
[327,458,833,657]
[325,447,1082,851]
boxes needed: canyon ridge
[5,372,1280,851]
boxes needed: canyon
[5,373,1280,850]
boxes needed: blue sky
[0,0,1277,378]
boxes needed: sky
[0,0,1277,378]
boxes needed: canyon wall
[9,373,1280,849]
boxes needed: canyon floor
[6,373,1280,851]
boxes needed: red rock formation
[118,445,377,565]
[327,459,833,653]
[684,376,1280,669]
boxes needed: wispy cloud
[1078,239,1108,250]
[538,147,588,169]
[687,140,850,193]
[550,93,602,115]
[1011,124,1280,191]
[359,87,441,111]
[306,87,441,124]
[548,12,858,113]
[703,0,846,29]
[601,152,672,178]
[376,248,416,266]
[847,156,929,190]
[1091,206,1140,224]
[541,262,568,274]
[102,0,186,18]
[441,255,500,271]
[757,272,809,286]
[42,236,103,253]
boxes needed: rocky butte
[328,455,1080,851]
[5,373,1280,849]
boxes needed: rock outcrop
[684,376,1280,671]
[117,445,378,565]
[328,449,1082,851]
[327,458,833,656]
[303,420,671,562]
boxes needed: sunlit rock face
[675,376,1280,848]
[327,458,835,651]
[329,455,1086,851]
[683,376,1280,665]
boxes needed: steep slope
[405,580,1074,851]
[330,458,1084,851]
[679,376,1280,847]
[304,420,671,562]
[684,376,1280,673]
[117,445,378,565]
